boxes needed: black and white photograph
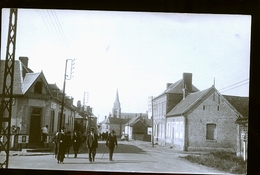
[0,5,253,175]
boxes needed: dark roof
[223,95,249,118]
[125,115,152,127]
[49,83,60,90]
[155,79,200,99]
[0,60,23,95]
[121,112,147,119]
[104,117,130,125]
[166,87,212,117]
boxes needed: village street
[1,140,229,174]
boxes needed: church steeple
[115,89,120,102]
[112,89,121,118]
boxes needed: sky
[1,8,251,122]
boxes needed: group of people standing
[52,127,118,164]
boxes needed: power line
[41,10,72,58]
[218,79,249,91]
[51,10,72,57]
[219,81,249,94]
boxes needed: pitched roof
[166,86,246,118]
[156,79,200,98]
[22,71,53,96]
[48,83,60,90]
[0,60,23,95]
[166,87,212,117]
[102,117,130,125]
[125,116,139,126]
[121,112,147,119]
[125,116,152,127]
[22,72,41,94]
[223,95,249,118]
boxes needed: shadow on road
[62,158,156,165]
[76,143,145,154]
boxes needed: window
[203,105,205,110]
[166,123,170,137]
[50,110,55,133]
[206,124,216,140]
[34,81,42,94]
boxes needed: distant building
[124,115,152,141]
[100,89,147,137]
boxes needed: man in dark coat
[57,127,66,164]
[105,130,118,161]
[72,130,81,158]
[86,128,98,162]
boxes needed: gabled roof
[156,79,200,98]
[166,86,245,118]
[22,72,41,94]
[125,116,139,126]
[125,116,152,127]
[223,95,249,118]
[166,87,212,117]
[22,71,52,95]
[166,79,200,93]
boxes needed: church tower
[112,89,121,118]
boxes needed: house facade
[0,57,76,150]
[223,95,249,158]
[152,73,199,146]
[165,86,246,152]
[124,115,152,141]
[151,72,249,155]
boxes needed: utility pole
[0,8,18,169]
[59,59,75,131]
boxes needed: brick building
[151,72,248,154]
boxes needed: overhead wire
[219,81,249,94]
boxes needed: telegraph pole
[0,8,18,169]
[59,59,75,131]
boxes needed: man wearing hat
[105,130,118,161]
[57,127,66,164]
[86,128,98,162]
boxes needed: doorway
[29,108,42,144]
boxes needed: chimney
[77,100,81,109]
[19,57,29,67]
[183,73,192,93]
